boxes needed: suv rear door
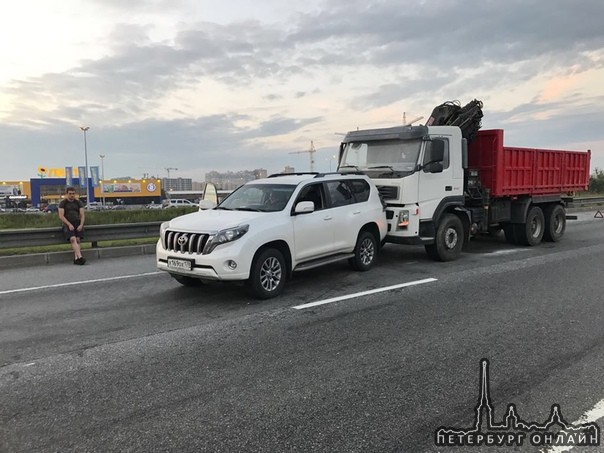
[325,179,373,251]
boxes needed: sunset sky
[1,0,603,181]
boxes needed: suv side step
[294,253,354,272]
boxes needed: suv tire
[349,230,378,271]
[247,248,286,299]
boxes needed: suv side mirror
[294,201,314,214]
[199,200,217,210]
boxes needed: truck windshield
[340,139,422,175]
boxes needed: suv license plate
[167,258,193,271]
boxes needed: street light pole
[99,154,106,207]
[80,126,91,206]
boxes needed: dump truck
[338,125,591,261]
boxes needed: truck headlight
[203,224,249,254]
[398,210,410,228]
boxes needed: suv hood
[168,209,265,232]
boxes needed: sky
[1,0,604,181]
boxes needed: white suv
[156,173,387,299]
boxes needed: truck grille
[377,185,399,200]
[163,230,210,254]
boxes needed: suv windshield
[218,184,296,212]
[340,139,422,176]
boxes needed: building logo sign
[435,359,600,448]
[147,182,157,192]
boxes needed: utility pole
[80,126,91,205]
[289,141,316,172]
[99,154,106,207]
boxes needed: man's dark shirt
[59,199,84,226]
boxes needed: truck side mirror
[425,162,444,173]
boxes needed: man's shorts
[63,225,84,242]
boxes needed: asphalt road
[1,212,604,452]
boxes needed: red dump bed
[467,129,591,197]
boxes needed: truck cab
[339,125,467,259]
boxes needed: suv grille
[377,185,399,200]
[164,230,210,254]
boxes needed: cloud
[2,0,604,181]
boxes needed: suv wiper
[235,207,262,212]
[216,206,232,210]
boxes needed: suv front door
[291,183,335,261]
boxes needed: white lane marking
[23,363,36,367]
[543,398,604,453]
[293,278,437,310]
[484,249,528,256]
[0,272,163,296]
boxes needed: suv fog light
[226,260,237,270]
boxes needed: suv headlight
[203,224,249,254]
[160,221,170,234]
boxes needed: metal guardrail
[568,196,604,208]
[1,196,603,250]
[0,222,162,249]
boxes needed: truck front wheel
[543,204,566,242]
[425,214,464,262]
[517,206,545,246]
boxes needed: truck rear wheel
[543,204,565,242]
[517,206,545,246]
[425,214,464,261]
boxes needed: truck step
[294,253,354,272]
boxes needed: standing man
[58,186,86,265]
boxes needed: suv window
[295,183,325,211]
[349,179,370,202]
[326,180,354,208]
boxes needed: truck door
[417,138,461,219]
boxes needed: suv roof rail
[317,171,367,176]
[267,172,320,178]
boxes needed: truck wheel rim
[360,238,375,265]
[530,217,542,237]
[553,213,564,233]
[260,257,282,291]
[445,228,458,249]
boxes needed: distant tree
[589,168,604,193]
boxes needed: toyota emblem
[177,235,188,246]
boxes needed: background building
[161,177,192,191]
[205,169,267,190]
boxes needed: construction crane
[402,112,424,126]
[289,141,316,172]
[165,167,178,179]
